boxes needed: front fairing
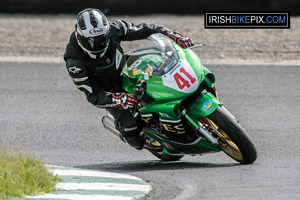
[122,34,213,102]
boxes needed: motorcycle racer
[63,8,194,149]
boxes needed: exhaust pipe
[102,114,125,142]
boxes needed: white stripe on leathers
[72,77,88,82]
[76,84,92,93]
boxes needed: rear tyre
[202,106,257,164]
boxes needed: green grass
[0,149,60,199]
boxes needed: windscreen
[125,34,178,77]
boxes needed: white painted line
[56,182,152,192]
[0,56,299,66]
[51,169,141,180]
[201,59,300,66]
[0,56,64,63]
[25,194,133,200]
[18,166,152,199]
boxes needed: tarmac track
[1,61,300,200]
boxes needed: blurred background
[0,0,299,15]
[0,0,299,61]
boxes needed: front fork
[197,122,218,145]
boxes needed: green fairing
[185,92,223,129]
[139,99,181,119]
[122,41,219,121]
[179,47,222,128]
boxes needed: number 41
[173,68,196,89]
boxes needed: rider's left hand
[167,31,194,48]
[112,92,138,109]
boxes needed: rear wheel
[199,106,257,164]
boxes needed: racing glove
[167,31,194,48]
[112,92,138,109]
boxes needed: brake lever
[188,44,203,49]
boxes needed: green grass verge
[0,150,60,199]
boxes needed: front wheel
[200,106,257,164]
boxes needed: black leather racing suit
[63,20,173,147]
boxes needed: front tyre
[201,106,257,164]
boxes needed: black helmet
[75,8,110,58]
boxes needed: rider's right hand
[166,31,194,49]
[112,92,138,109]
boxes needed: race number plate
[162,59,199,93]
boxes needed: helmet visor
[77,33,110,53]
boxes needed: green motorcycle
[102,33,257,164]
